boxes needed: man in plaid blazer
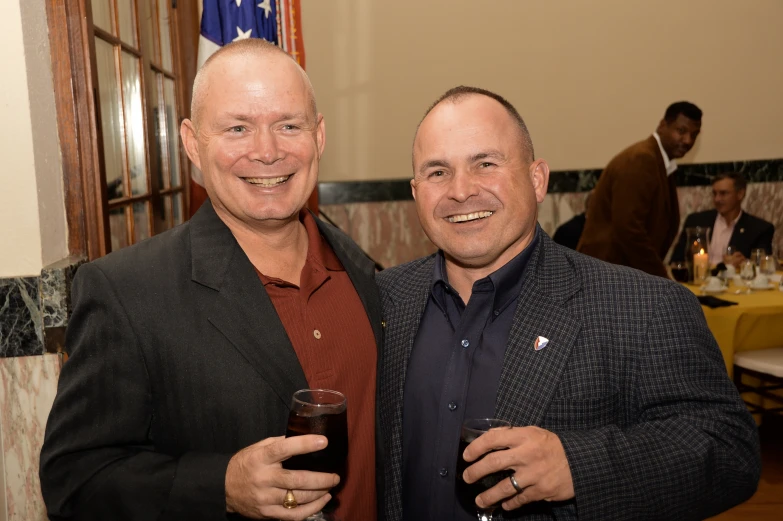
[377,86,760,520]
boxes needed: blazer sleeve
[557,283,760,520]
[39,263,233,521]
[609,155,670,277]
[754,222,775,256]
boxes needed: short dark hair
[417,86,535,161]
[664,101,702,123]
[713,172,747,192]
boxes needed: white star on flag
[233,26,252,41]
[258,0,272,18]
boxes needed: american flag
[198,0,305,68]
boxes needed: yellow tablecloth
[685,283,783,376]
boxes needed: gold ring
[509,475,523,493]
[283,489,298,509]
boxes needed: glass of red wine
[283,389,348,521]
[456,418,513,521]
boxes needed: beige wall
[302,0,783,181]
[0,0,67,277]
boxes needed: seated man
[671,172,775,267]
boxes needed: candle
[693,248,709,282]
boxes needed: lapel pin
[534,336,549,351]
[381,320,387,329]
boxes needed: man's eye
[282,124,300,131]
[479,162,495,168]
[429,170,445,178]
[228,126,246,133]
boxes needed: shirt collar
[652,131,678,175]
[430,229,539,313]
[717,210,743,228]
[256,210,344,286]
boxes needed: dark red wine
[283,410,348,480]
[455,438,513,513]
[671,267,689,283]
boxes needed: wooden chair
[734,348,783,416]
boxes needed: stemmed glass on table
[283,389,347,521]
[456,419,514,521]
[739,259,756,294]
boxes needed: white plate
[701,286,727,294]
[770,273,782,283]
[748,283,774,291]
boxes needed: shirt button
[494,310,500,316]
[439,467,448,477]
[313,330,322,339]
[461,339,470,348]
[448,401,458,411]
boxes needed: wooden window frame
[45,0,199,260]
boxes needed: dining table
[684,278,783,377]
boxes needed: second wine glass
[456,418,513,521]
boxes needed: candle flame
[699,248,705,255]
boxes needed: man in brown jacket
[578,102,702,277]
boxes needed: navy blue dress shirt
[401,232,539,521]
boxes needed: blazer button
[313,329,322,339]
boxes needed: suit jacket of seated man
[578,136,680,278]
[670,209,775,263]
[39,202,384,521]
[377,229,759,521]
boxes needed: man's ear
[315,114,326,159]
[180,119,201,170]
[529,159,550,203]
[410,178,417,202]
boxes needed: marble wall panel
[322,182,783,269]
[0,279,43,358]
[0,353,62,521]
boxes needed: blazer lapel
[189,203,308,407]
[316,218,384,351]
[495,233,582,426]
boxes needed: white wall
[0,0,67,277]
[302,0,783,181]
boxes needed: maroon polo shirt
[256,211,377,521]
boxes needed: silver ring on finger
[509,474,523,494]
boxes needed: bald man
[40,39,382,521]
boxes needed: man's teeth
[244,175,291,187]
[447,211,493,223]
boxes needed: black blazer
[40,202,384,521]
[378,230,759,520]
[671,209,775,262]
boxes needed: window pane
[163,78,181,187]
[133,201,151,242]
[173,193,184,225]
[140,0,157,60]
[91,0,114,34]
[109,206,130,251]
[117,0,137,46]
[154,195,172,233]
[95,38,125,200]
[153,74,168,190]
[121,52,148,196]
[157,0,173,71]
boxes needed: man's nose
[446,171,480,202]
[248,128,282,164]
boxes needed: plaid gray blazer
[377,230,760,521]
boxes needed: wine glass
[760,254,777,277]
[283,389,348,521]
[456,419,513,521]
[670,262,689,283]
[750,248,765,267]
[739,259,756,294]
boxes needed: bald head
[190,39,316,128]
[415,86,534,164]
